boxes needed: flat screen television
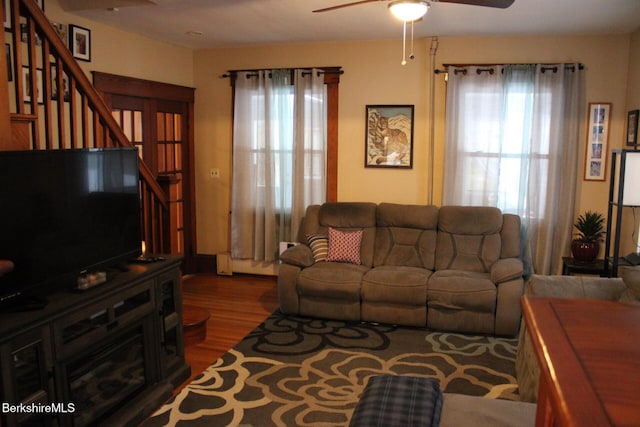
[0,148,141,311]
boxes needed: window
[230,68,338,262]
[444,64,584,274]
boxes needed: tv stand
[131,254,166,263]
[0,256,190,427]
[3,294,48,312]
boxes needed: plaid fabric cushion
[349,375,443,427]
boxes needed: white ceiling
[58,0,640,50]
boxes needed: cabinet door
[0,327,55,426]
[155,269,189,385]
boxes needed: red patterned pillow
[326,227,363,265]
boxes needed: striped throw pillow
[307,233,328,263]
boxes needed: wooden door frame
[93,71,197,272]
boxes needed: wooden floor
[178,273,279,391]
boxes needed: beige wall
[193,34,633,257]
[193,40,430,256]
[23,3,640,263]
[43,0,194,86]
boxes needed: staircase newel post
[158,175,181,254]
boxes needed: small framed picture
[4,0,10,31]
[69,24,91,62]
[22,66,43,104]
[5,43,11,81]
[51,63,70,102]
[51,22,68,46]
[583,102,611,181]
[626,110,639,147]
[365,105,414,168]
[21,23,42,45]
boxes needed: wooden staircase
[0,0,171,254]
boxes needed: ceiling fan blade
[438,0,515,8]
[313,0,383,13]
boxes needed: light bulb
[388,1,429,22]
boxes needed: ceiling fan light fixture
[388,0,429,22]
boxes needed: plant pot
[571,241,599,263]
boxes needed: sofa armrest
[280,244,315,268]
[491,259,524,336]
[490,258,523,285]
[619,266,640,302]
[278,263,301,314]
[525,274,626,300]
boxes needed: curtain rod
[220,67,343,79]
[433,63,585,75]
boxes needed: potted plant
[571,211,605,263]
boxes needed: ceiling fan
[58,0,157,12]
[313,0,514,65]
[313,0,515,14]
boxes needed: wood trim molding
[92,71,195,102]
[228,66,341,202]
[94,72,197,272]
[326,80,339,201]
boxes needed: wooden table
[522,297,640,427]
[182,306,210,346]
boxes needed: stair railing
[5,0,169,254]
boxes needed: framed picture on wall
[626,109,639,147]
[583,102,611,181]
[22,66,43,104]
[5,44,11,81]
[51,63,70,102]
[4,0,10,30]
[21,23,42,45]
[365,105,414,168]
[69,24,91,62]
[51,22,68,46]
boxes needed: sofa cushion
[436,206,503,273]
[314,202,377,267]
[374,227,437,268]
[376,203,439,229]
[374,203,438,269]
[297,262,368,300]
[319,202,377,228]
[326,227,363,265]
[427,270,497,312]
[362,266,431,305]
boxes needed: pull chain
[410,21,415,60]
[401,20,417,66]
[401,20,407,66]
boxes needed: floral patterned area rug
[143,311,519,427]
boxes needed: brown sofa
[278,202,524,336]
[515,268,640,402]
